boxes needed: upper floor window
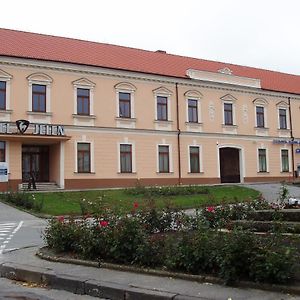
[120,144,132,173]
[189,146,200,173]
[0,141,5,162]
[158,145,170,173]
[224,103,233,125]
[32,84,46,112]
[0,81,6,110]
[115,82,136,120]
[188,99,198,123]
[27,73,52,114]
[256,106,265,128]
[119,92,131,118]
[279,108,287,129]
[77,88,90,115]
[77,142,91,173]
[157,96,168,121]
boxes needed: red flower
[99,220,108,227]
[206,206,215,213]
[133,202,139,209]
[57,216,64,223]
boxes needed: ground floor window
[0,141,5,162]
[189,146,200,173]
[120,144,132,173]
[77,143,91,173]
[258,149,267,172]
[281,149,289,172]
[158,145,169,173]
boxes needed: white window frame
[74,140,94,173]
[0,69,13,110]
[280,147,290,173]
[27,73,52,113]
[72,78,95,116]
[221,94,237,126]
[115,82,136,119]
[257,147,269,173]
[117,142,136,173]
[188,144,203,173]
[157,143,173,173]
[185,90,203,123]
[153,87,173,122]
[253,98,268,128]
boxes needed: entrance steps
[19,182,61,191]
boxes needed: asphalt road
[0,201,46,254]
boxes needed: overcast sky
[1,0,300,75]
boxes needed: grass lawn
[27,185,260,216]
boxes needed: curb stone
[36,247,300,297]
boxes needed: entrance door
[22,146,49,182]
[219,147,240,183]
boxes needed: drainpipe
[288,97,295,181]
[175,83,182,185]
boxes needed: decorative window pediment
[27,73,52,83]
[276,100,288,108]
[253,98,268,106]
[0,69,13,80]
[220,94,237,102]
[114,82,136,92]
[153,86,173,96]
[184,90,203,99]
[72,78,95,88]
[218,67,233,75]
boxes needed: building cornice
[1,56,300,101]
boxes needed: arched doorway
[219,147,241,183]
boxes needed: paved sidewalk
[245,183,300,203]
[0,247,299,300]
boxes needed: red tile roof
[0,28,299,95]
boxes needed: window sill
[117,172,137,174]
[185,122,203,125]
[277,128,289,131]
[156,171,174,174]
[73,114,96,119]
[255,127,269,130]
[257,171,269,174]
[222,124,237,128]
[280,171,290,173]
[154,119,173,123]
[0,109,13,114]
[115,117,136,122]
[188,172,204,174]
[74,172,96,174]
[27,111,52,116]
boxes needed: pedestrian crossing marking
[0,221,23,255]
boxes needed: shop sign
[273,139,300,145]
[0,120,65,136]
[0,162,8,182]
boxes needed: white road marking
[0,221,23,255]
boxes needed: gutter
[175,83,182,185]
[288,96,295,180]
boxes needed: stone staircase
[19,182,61,191]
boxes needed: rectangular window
[188,99,198,123]
[159,145,169,173]
[0,81,6,110]
[120,144,132,173]
[279,109,287,129]
[189,146,200,173]
[224,103,233,125]
[157,96,168,121]
[258,149,267,172]
[281,149,289,172]
[119,92,131,118]
[32,84,46,112]
[0,141,5,162]
[256,106,265,128]
[77,143,90,173]
[77,88,90,115]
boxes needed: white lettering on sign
[33,124,65,136]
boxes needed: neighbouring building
[0,28,299,191]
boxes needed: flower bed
[43,199,299,285]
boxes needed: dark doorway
[22,145,49,182]
[219,147,240,183]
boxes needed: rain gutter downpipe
[288,96,295,181]
[175,83,182,185]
